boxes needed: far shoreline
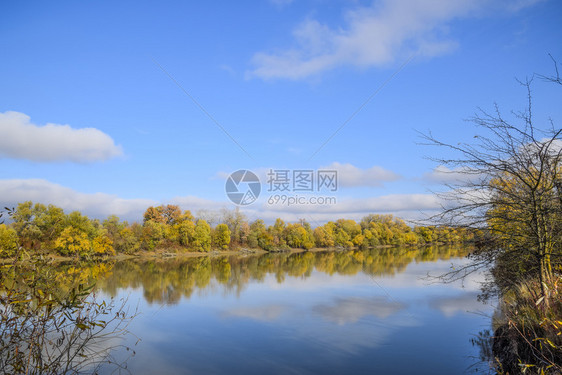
[10,242,468,264]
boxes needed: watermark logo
[267,169,337,192]
[225,170,261,205]
[226,169,338,206]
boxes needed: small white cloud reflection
[222,304,289,321]
[297,297,418,355]
[428,292,489,318]
[377,258,489,293]
[313,296,405,325]
[120,344,194,375]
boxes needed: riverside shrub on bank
[492,279,562,374]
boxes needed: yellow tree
[423,77,562,307]
[487,165,561,300]
[213,223,231,250]
[284,223,312,249]
[193,220,211,252]
[0,224,18,258]
[92,234,116,257]
[143,205,182,225]
[313,224,335,248]
[54,227,91,257]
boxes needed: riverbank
[6,242,461,263]
[491,279,562,374]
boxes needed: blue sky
[1,0,561,224]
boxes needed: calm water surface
[94,247,493,375]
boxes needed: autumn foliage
[0,202,472,259]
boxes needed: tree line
[0,201,473,259]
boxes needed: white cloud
[247,0,538,80]
[213,163,436,223]
[422,165,471,185]
[0,179,154,221]
[258,193,441,222]
[216,162,400,188]
[169,195,230,221]
[0,111,123,162]
[169,195,226,210]
[168,190,442,225]
[535,138,562,156]
[322,162,400,187]
[0,178,238,222]
[0,177,442,225]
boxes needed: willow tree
[422,75,562,307]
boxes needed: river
[90,246,494,374]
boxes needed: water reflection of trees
[91,246,470,305]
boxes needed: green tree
[12,202,47,250]
[103,215,125,242]
[247,220,274,251]
[193,220,211,252]
[270,218,287,248]
[415,226,434,243]
[0,224,18,258]
[116,225,142,254]
[141,220,165,251]
[284,223,314,249]
[65,211,96,238]
[176,219,196,247]
[213,223,231,250]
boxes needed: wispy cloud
[422,165,472,185]
[0,179,153,221]
[0,178,231,222]
[0,111,123,162]
[258,193,442,223]
[247,0,539,80]
[169,195,228,212]
[269,0,295,7]
[322,162,401,187]
[0,177,442,224]
[216,162,400,188]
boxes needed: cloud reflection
[223,304,289,321]
[313,296,405,325]
[428,292,488,317]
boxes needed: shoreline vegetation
[2,244,457,264]
[0,201,474,261]
[421,71,562,374]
